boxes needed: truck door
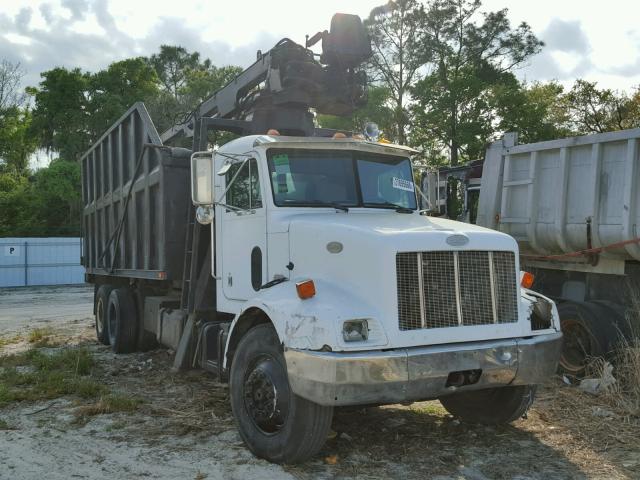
[219,156,267,301]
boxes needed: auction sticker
[392,177,414,192]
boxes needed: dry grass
[28,328,55,347]
[0,334,23,348]
[73,394,143,425]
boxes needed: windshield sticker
[392,177,414,192]
[273,154,289,167]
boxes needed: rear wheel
[107,287,139,354]
[439,385,536,424]
[558,302,619,376]
[229,324,333,464]
[95,285,114,345]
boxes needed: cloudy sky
[1,0,640,93]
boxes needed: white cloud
[2,0,640,94]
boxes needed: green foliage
[146,46,242,132]
[365,0,423,144]
[29,67,90,161]
[0,348,103,406]
[491,80,573,144]
[409,0,542,164]
[0,159,81,237]
[0,107,38,174]
[565,80,640,134]
[88,57,160,138]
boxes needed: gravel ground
[0,285,638,480]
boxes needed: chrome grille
[396,251,518,330]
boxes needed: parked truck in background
[422,130,640,376]
[81,14,562,464]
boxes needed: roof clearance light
[364,122,380,142]
[296,279,316,300]
[520,271,535,289]
[333,132,347,139]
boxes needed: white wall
[0,238,84,287]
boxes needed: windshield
[267,149,417,210]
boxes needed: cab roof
[217,134,419,156]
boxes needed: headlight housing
[531,297,553,330]
[342,319,369,342]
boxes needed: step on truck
[422,130,640,377]
[81,13,562,464]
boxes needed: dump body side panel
[81,102,190,281]
[477,129,640,269]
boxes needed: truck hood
[282,211,526,350]
[284,211,518,252]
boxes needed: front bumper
[285,332,562,406]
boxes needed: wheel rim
[243,355,290,434]
[560,317,593,374]
[96,298,105,335]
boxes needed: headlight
[342,319,369,342]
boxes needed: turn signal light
[521,271,535,289]
[296,279,316,299]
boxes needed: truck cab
[190,133,562,462]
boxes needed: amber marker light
[521,271,535,289]
[296,279,316,299]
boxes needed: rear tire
[439,385,536,424]
[558,302,619,377]
[229,324,333,464]
[107,288,139,354]
[95,285,114,345]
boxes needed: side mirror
[191,151,213,205]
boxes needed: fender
[521,288,561,331]
[223,278,389,369]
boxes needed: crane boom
[161,13,372,143]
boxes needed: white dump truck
[81,14,562,463]
[423,129,640,377]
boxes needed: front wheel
[439,385,536,424]
[229,324,333,464]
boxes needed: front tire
[229,324,333,464]
[439,385,536,424]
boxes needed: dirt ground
[1,285,639,480]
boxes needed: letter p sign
[4,246,20,256]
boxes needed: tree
[365,0,423,144]
[88,57,159,138]
[29,67,91,161]
[410,0,542,164]
[565,80,640,134]
[150,46,201,101]
[147,46,242,134]
[0,107,38,174]
[0,59,26,111]
[30,159,82,235]
[491,80,573,144]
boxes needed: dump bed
[477,129,640,272]
[81,103,191,282]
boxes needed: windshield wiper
[281,200,350,212]
[312,202,349,212]
[364,202,414,213]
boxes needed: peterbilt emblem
[446,234,469,246]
